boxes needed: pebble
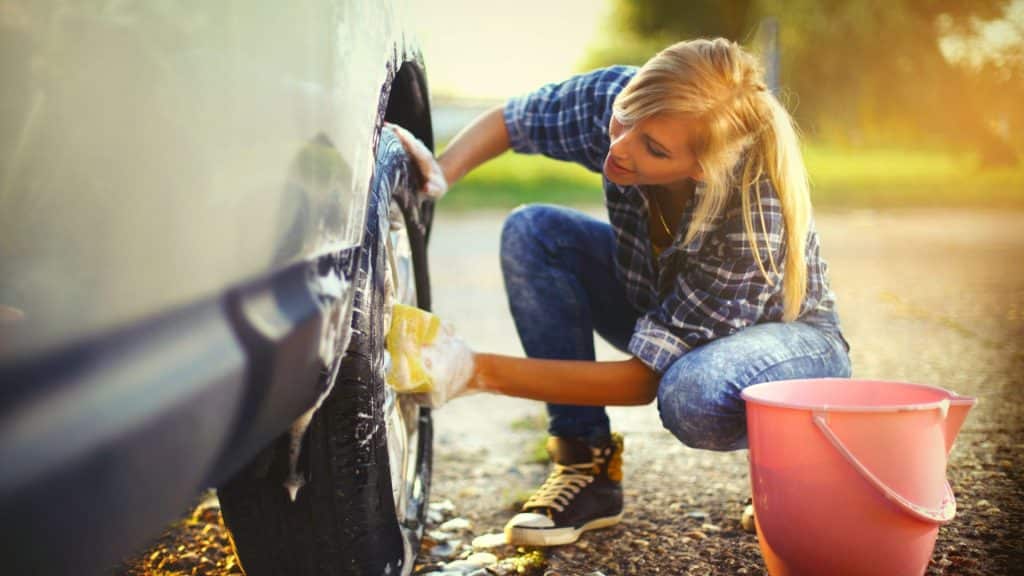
[429,542,458,560]
[684,529,708,540]
[440,517,473,532]
[470,532,507,549]
[741,504,756,533]
[442,558,487,572]
[427,530,455,542]
[701,523,722,533]
[430,499,457,515]
[488,559,519,575]
[685,510,709,521]
[465,552,497,565]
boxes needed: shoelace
[524,454,606,513]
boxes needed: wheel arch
[384,58,435,153]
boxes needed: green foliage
[509,412,549,432]
[585,0,1023,165]
[618,0,761,41]
[443,150,603,210]
[443,144,1024,211]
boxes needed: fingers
[384,122,448,200]
[419,331,475,409]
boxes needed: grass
[442,150,602,210]
[803,146,1024,209]
[437,144,1024,211]
[508,412,549,433]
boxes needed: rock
[466,552,498,565]
[701,523,722,533]
[431,499,457,515]
[685,510,709,521]
[471,532,507,549]
[428,529,456,542]
[444,558,487,572]
[429,542,458,560]
[440,517,473,533]
[741,504,756,533]
[487,559,518,575]
[684,529,708,540]
[634,539,650,547]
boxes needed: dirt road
[121,207,1023,575]
[423,207,1024,575]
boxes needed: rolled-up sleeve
[502,66,634,173]
[628,182,787,372]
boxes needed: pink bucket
[742,378,975,576]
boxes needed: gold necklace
[651,192,674,238]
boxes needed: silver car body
[1,0,421,360]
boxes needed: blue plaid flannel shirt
[503,65,844,373]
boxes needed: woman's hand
[411,322,477,408]
[386,122,449,200]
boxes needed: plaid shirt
[503,65,843,373]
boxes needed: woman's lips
[604,155,633,177]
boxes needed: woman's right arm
[436,104,509,186]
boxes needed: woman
[390,38,851,547]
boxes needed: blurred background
[414,0,1024,210]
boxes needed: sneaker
[504,433,624,546]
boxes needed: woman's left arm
[472,354,659,407]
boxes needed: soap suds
[282,252,357,501]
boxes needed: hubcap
[383,199,423,526]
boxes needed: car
[0,2,436,575]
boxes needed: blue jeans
[499,204,852,451]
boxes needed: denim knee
[656,359,747,452]
[500,204,547,275]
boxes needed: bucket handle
[812,411,956,524]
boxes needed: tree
[587,0,1022,164]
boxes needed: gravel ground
[119,208,1024,575]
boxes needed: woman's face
[604,112,704,190]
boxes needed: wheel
[218,128,433,576]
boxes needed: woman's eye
[647,142,667,158]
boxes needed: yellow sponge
[386,304,441,393]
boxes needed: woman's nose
[609,132,631,163]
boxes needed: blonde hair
[613,38,811,321]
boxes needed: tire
[218,128,433,576]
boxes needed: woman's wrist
[466,352,490,393]
[437,153,463,188]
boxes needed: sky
[410,0,613,100]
